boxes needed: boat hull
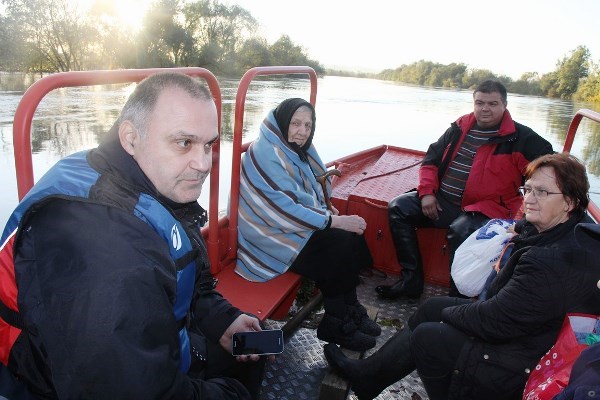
[328,144,450,287]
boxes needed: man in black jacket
[0,72,265,399]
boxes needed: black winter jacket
[9,131,250,399]
[442,214,600,400]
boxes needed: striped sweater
[235,110,331,282]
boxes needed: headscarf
[274,98,316,162]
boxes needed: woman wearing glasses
[325,152,600,400]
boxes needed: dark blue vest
[0,151,196,372]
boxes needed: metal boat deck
[258,273,445,400]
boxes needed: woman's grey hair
[117,72,213,135]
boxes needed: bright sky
[224,0,600,79]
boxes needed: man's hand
[330,214,366,234]
[421,195,442,220]
[219,314,262,362]
[219,315,276,362]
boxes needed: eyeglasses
[518,186,563,199]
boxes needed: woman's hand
[330,214,366,234]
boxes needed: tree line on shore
[0,0,598,103]
[373,45,599,103]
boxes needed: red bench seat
[215,262,302,321]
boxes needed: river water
[1,73,599,227]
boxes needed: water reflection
[1,73,599,226]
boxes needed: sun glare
[76,0,150,33]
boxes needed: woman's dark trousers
[409,296,471,399]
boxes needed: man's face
[122,87,218,204]
[473,91,506,129]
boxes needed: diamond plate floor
[258,272,448,399]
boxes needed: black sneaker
[317,313,376,352]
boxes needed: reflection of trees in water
[0,73,39,92]
[221,104,234,141]
[543,101,575,146]
[219,78,311,144]
[29,85,125,156]
[580,122,600,176]
[543,101,600,177]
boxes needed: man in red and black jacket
[376,80,554,300]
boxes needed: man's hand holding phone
[232,329,284,356]
[220,314,281,362]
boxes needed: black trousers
[202,338,266,400]
[290,228,372,297]
[409,296,472,396]
[389,191,490,290]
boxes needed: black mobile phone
[232,329,284,356]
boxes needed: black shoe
[375,279,421,300]
[324,343,379,400]
[324,343,362,380]
[325,329,416,400]
[317,313,376,352]
[349,304,381,337]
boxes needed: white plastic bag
[451,219,515,297]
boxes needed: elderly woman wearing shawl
[236,98,378,351]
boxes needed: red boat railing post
[561,109,600,222]
[226,66,318,264]
[12,67,223,269]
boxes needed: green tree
[462,69,497,89]
[237,38,272,71]
[3,0,96,72]
[574,61,600,103]
[87,1,138,69]
[136,0,193,67]
[0,13,28,71]
[551,45,590,99]
[183,0,256,70]
[267,35,324,75]
[509,72,543,96]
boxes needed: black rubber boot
[375,222,423,299]
[324,329,415,399]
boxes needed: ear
[565,197,576,214]
[118,120,138,156]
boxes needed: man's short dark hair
[474,80,507,104]
[118,72,213,135]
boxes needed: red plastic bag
[523,313,600,400]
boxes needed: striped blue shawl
[235,110,331,282]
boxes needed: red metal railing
[561,108,600,221]
[12,67,223,269]
[225,66,318,263]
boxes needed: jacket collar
[456,110,517,136]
